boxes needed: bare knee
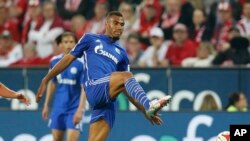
[67,130,80,141]
[120,72,133,82]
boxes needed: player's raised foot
[146,95,172,119]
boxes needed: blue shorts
[49,109,83,131]
[85,75,117,129]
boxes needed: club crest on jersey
[70,67,77,74]
[94,39,118,64]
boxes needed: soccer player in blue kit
[36,11,171,141]
[41,32,86,141]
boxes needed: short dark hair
[106,11,123,19]
[55,32,78,45]
[55,34,62,45]
[226,92,244,109]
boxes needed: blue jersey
[50,54,84,113]
[70,33,129,81]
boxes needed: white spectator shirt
[28,20,64,58]
[139,41,169,67]
[237,17,250,37]
[0,43,23,67]
[181,55,215,67]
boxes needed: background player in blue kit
[41,32,86,141]
[36,11,171,141]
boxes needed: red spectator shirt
[0,18,20,42]
[166,39,197,65]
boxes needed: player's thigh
[65,113,82,141]
[66,129,80,141]
[52,129,65,141]
[89,119,110,141]
[109,72,133,99]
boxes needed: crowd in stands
[0,0,250,68]
[198,91,248,112]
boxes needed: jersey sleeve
[79,62,85,85]
[118,52,130,71]
[70,34,92,58]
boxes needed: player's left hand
[73,110,82,125]
[16,93,30,106]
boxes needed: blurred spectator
[190,9,208,44]
[180,0,195,32]
[125,0,142,5]
[218,27,241,52]
[182,42,215,67]
[199,94,220,111]
[126,33,143,67]
[165,23,197,66]
[0,2,20,42]
[38,34,64,65]
[56,0,94,20]
[213,36,250,66]
[138,27,169,67]
[118,1,136,47]
[28,1,64,58]
[203,0,217,14]
[84,0,108,34]
[21,0,42,44]
[159,0,194,40]
[0,30,22,67]
[205,0,242,41]
[132,0,162,48]
[70,14,87,39]
[228,26,241,40]
[226,92,248,112]
[106,0,122,11]
[159,0,181,40]
[237,1,250,40]
[11,42,41,67]
[212,2,236,51]
[189,0,203,9]
[8,0,28,25]
[239,0,247,5]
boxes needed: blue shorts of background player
[85,74,117,129]
[49,108,83,132]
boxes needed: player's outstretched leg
[109,72,171,119]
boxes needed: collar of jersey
[100,34,117,43]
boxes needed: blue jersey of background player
[42,32,86,141]
[49,54,83,112]
[37,11,171,141]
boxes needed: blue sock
[124,78,150,110]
